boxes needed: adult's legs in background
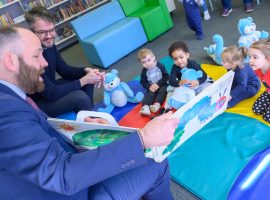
[183,0,204,40]
[221,0,231,9]
[88,159,173,200]
[35,90,92,117]
[82,84,95,109]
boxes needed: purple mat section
[228,146,270,200]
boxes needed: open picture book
[48,70,234,162]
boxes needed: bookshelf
[0,0,110,50]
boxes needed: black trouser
[142,85,167,106]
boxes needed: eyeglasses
[33,28,56,36]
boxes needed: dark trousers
[88,158,173,200]
[142,85,167,106]
[183,0,203,37]
[222,0,253,9]
[35,79,94,117]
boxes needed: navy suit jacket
[0,83,146,200]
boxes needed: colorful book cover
[146,70,235,162]
[48,71,234,162]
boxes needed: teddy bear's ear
[181,68,188,73]
[247,17,253,22]
[111,69,118,75]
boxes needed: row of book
[0,0,15,7]
[0,12,14,26]
[52,0,87,24]
[23,0,67,11]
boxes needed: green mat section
[169,112,270,200]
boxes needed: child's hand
[179,79,190,86]
[228,95,232,101]
[189,80,199,89]
[150,84,159,92]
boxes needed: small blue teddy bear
[238,17,269,48]
[167,68,203,110]
[98,69,144,113]
[203,34,225,66]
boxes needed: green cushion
[130,6,168,41]
[118,0,173,41]
[118,0,145,16]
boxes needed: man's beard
[16,57,45,94]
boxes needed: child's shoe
[203,10,210,20]
[244,3,254,13]
[221,8,232,17]
[140,105,151,116]
[150,103,161,113]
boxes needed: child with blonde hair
[249,39,270,122]
[221,45,260,108]
[138,48,169,116]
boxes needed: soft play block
[118,0,173,41]
[71,0,147,68]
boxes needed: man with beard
[0,26,179,200]
[24,6,104,117]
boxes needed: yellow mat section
[201,64,269,126]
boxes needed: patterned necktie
[25,96,40,111]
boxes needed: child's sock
[203,10,210,20]
[195,0,204,7]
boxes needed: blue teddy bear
[238,17,269,48]
[167,68,203,110]
[204,34,225,66]
[98,69,144,113]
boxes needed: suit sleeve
[169,65,181,87]
[0,101,147,195]
[156,62,169,87]
[55,46,85,80]
[230,69,248,98]
[40,74,81,101]
[140,68,151,90]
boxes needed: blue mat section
[169,112,270,200]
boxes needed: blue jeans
[222,0,253,9]
[88,158,173,200]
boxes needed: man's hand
[139,111,179,149]
[80,68,105,87]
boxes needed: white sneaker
[140,105,151,116]
[150,103,161,113]
[204,10,210,20]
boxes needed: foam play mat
[60,56,270,199]
[118,57,270,199]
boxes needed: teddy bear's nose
[110,83,113,85]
